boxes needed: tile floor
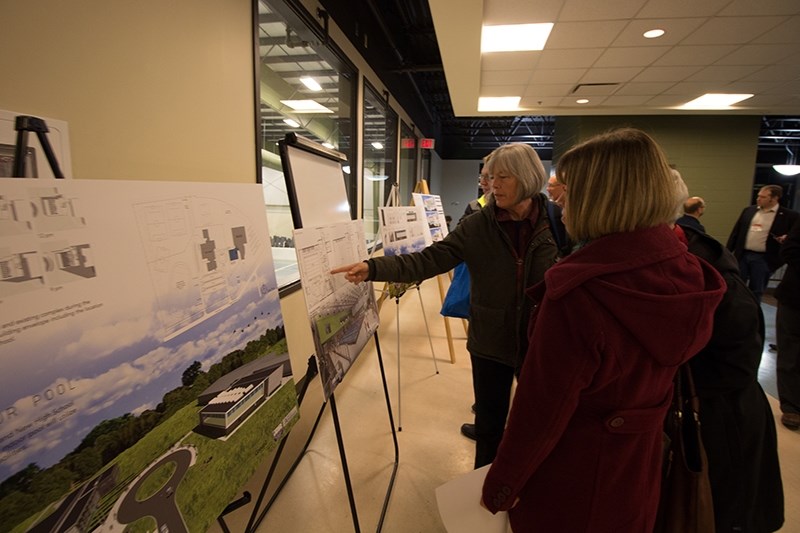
[212,279,800,533]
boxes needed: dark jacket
[726,204,800,271]
[482,225,726,532]
[368,193,557,369]
[775,216,800,309]
[681,224,784,533]
[676,213,705,233]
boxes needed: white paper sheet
[435,465,509,533]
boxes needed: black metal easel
[222,332,399,533]
[12,115,65,178]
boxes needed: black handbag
[654,364,715,533]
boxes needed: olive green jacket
[368,193,557,368]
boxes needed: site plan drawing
[293,220,379,400]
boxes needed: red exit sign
[420,138,435,149]
[401,138,416,149]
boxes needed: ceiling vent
[570,83,620,96]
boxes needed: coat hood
[540,225,725,367]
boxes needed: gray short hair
[485,143,547,204]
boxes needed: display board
[0,178,298,533]
[279,134,351,229]
[380,205,432,256]
[412,192,449,242]
[293,220,379,400]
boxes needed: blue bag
[440,262,470,319]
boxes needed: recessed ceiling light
[576,99,589,104]
[478,96,521,112]
[371,142,384,150]
[643,28,665,39]
[678,93,754,109]
[283,118,300,128]
[300,76,322,91]
[481,23,553,52]
[279,99,333,113]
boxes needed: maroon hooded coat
[482,225,726,532]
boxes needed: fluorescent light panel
[679,93,753,109]
[481,23,553,52]
[280,99,333,113]
[300,76,322,91]
[283,118,300,128]
[478,96,521,112]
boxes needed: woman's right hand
[331,261,369,284]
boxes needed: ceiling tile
[686,64,763,83]
[601,94,653,106]
[751,16,800,44]
[482,70,532,86]
[517,96,565,108]
[664,81,729,95]
[654,45,738,66]
[741,63,800,82]
[645,94,695,107]
[580,67,644,83]
[719,0,800,16]
[546,20,628,49]
[638,0,732,18]
[613,81,676,95]
[714,44,797,65]
[632,65,704,82]
[559,0,648,21]
[594,46,670,67]
[570,83,620,96]
[682,17,787,45]
[537,49,604,69]
[611,18,707,47]
[482,52,540,71]
[523,84,576,97]
[528,68,587,84]
[483,0,563,24]
[480,85,526,97]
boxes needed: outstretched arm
[331,261,369,284]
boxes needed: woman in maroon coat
[481,128,726,532]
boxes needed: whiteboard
[279,140,352,229]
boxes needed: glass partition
[399,120,418,206]
[255,0,356,288]
[362,80,398,247]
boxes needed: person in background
[545,175,569,256]
[726,184,799,301]
[481,128,725,532]
[458,154,492,224]
[676,195,706,232]
[332,143,558,469]
[674,178,784,532]
[776,217,800,431]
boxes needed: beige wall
[0,0,322,372]
[554,115,761,242]
[0,0,255,183]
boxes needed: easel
[219,332,399,532]
[374,183,440,430]
[12,115,65,178]
[229,133,398,532]
[412,179,464,364]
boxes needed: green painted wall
[553,115,761,243]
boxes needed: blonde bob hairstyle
[485,143,547,205]
[556,128,676,241]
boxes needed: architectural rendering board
[0,178,299,533]
[380,205,432,256]
[293,220,379,400]
[412,192,449,242]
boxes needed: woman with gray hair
[333,143,559,468]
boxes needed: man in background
[677,196,706,232]
[726,185,799,302]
